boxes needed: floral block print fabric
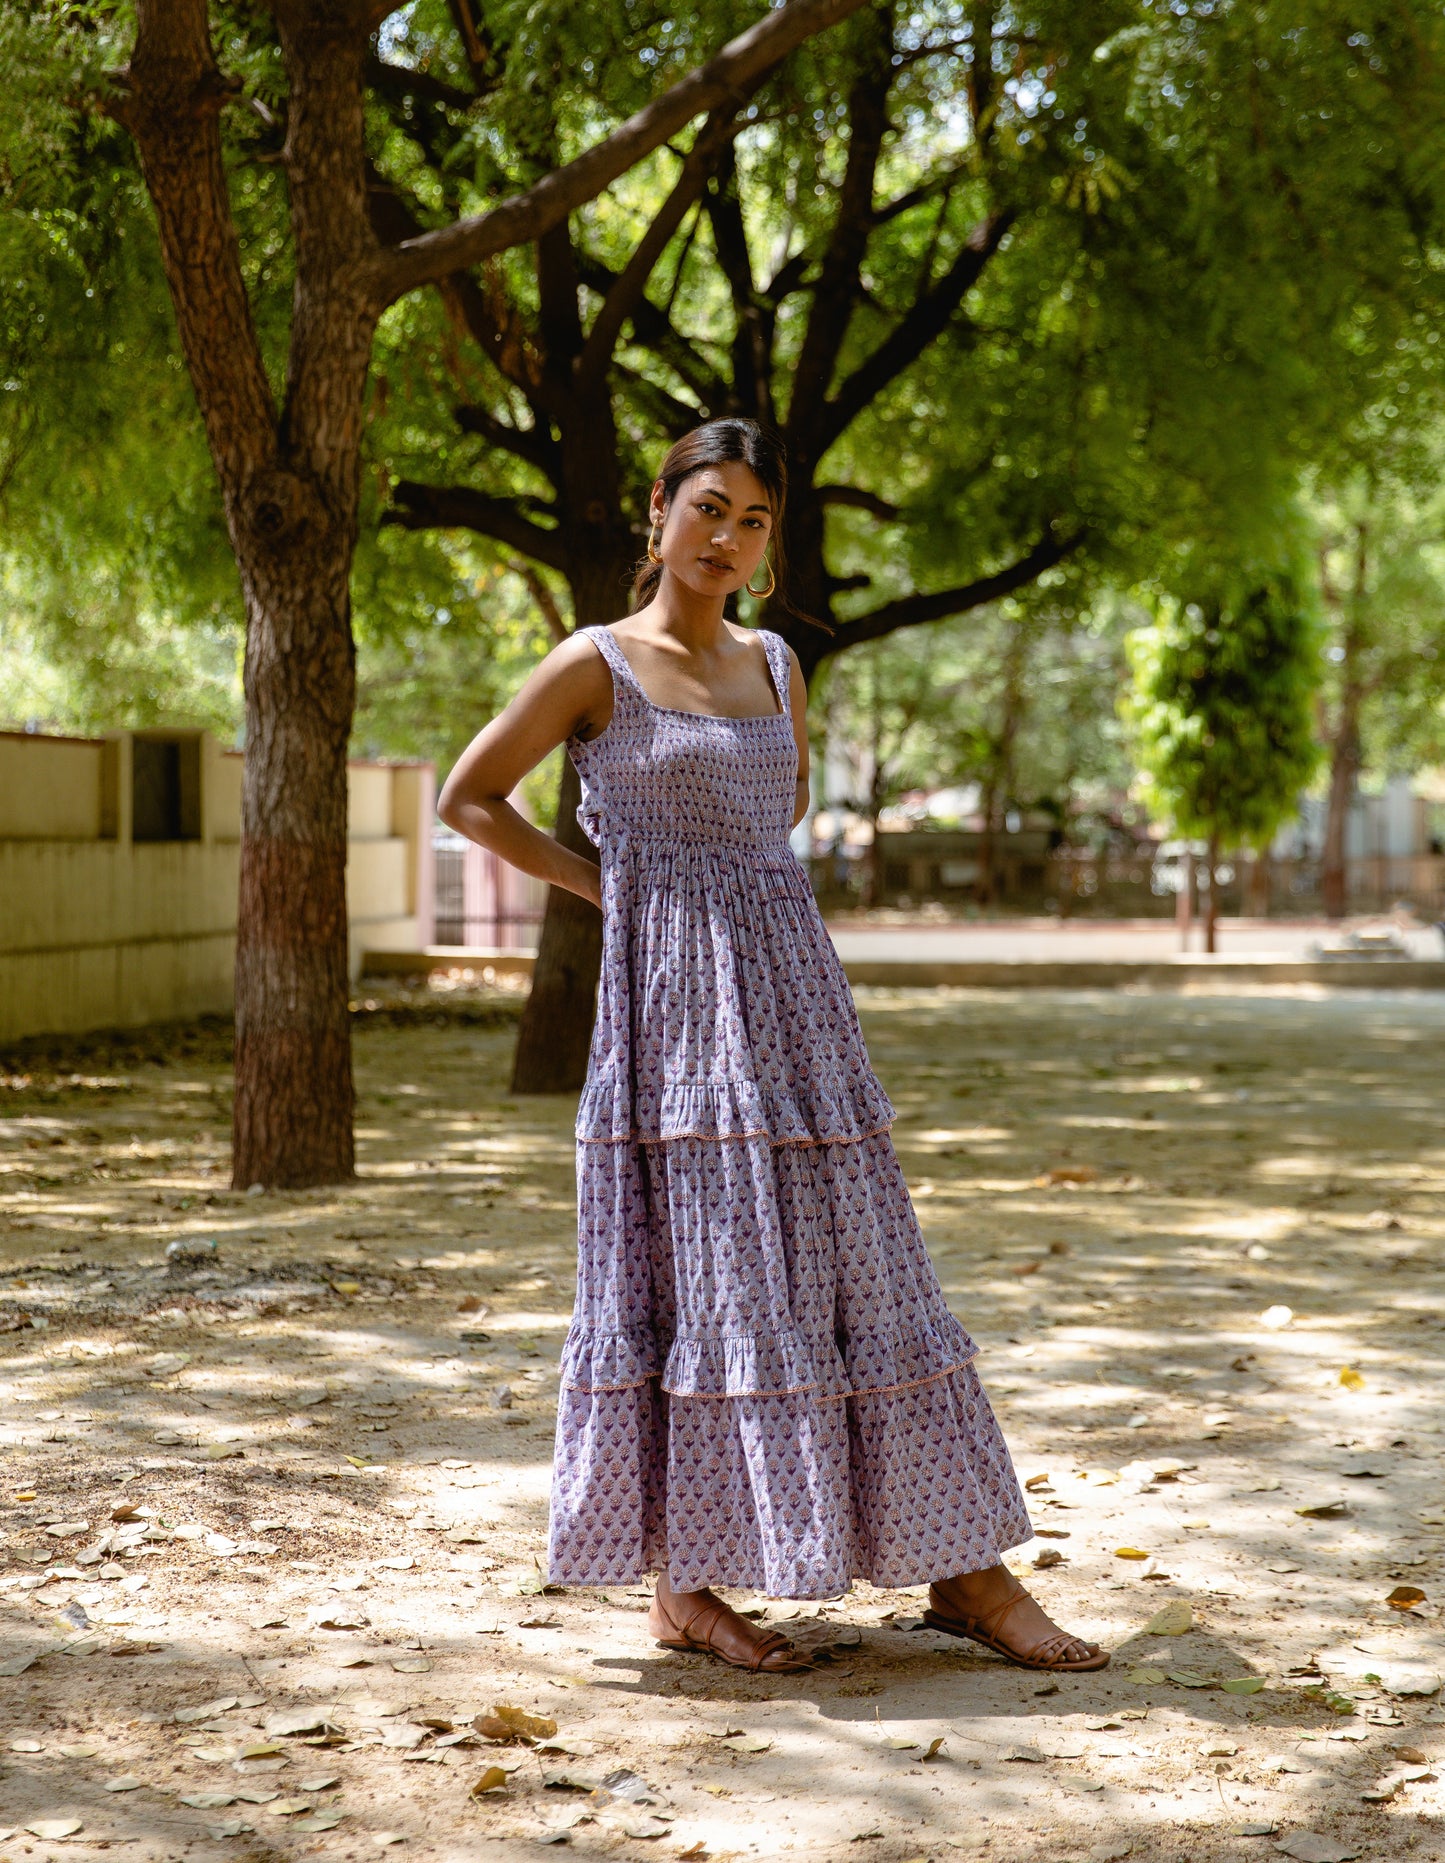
[547,625,1030,1598]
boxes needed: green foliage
[1125,573,1324,850]
[815,591,1133,827]
[6,0,1445,815]
[1312,470,1445,777]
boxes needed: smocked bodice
[568,627,796,851]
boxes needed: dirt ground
[1,984,1442,1863]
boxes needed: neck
[645,572,731,655]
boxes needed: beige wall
[0,729,434,1042]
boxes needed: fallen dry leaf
[1385,1585,1426,1611]
[1143,1600,1192,1636]
[486,1704,558,1740]
[1338,1366,1366,1390]
[470,1767,508,1797]
[1274,1836,1359,1863]
[1114,1547,1151,1560]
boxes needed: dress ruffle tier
[545,627,1031,1598]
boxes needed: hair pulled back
[631,417,789,616]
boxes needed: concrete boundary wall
[0,729,434,1042]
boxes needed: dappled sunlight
[2,988,1442,1858]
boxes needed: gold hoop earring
[647,522,662,564]
[746,558,776,599]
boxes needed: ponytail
[630,555,664,612]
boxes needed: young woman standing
[438,419,1107,1675]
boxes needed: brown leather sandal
[651,1589,815,1674]
[923,1581,1110,1672]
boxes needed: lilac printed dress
[546,626,1030,1599]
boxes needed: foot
[649,1573,814,1674]
[928,1565,1109,1671]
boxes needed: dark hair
[631,418,790,618]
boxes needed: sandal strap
[938,1583,1093,1667]
[974,1584,1031,1646]
[745,1629,797,1672]
[664,1595,804,1670]
[674,1598,729,1650]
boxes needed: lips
[699,557,734,575]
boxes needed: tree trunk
[232,536,358,1186]
[509,755,604,1094]
[1203,832,1220,954]
[1246,847,1272,916]
[1176,853,1194,950]
[506,510,621,1095]
[974,623,1027,909]
[1321,693,1361,920]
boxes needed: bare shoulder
[508,628,614,739]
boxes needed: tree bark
[509,756,604,1094]
[1321,524,1369,922]
[1321,693,1361,920]
[1203,831,1220,954]
[1176,853,1194,951]
[974,621,1027,908]
[112,0,373,1188]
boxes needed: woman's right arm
[436,634,612,910]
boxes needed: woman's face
[650,461,774,601]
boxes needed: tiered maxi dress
[547,626,1030,1600]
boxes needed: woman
[438,419,1107,1676]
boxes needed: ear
[648,478,669,526]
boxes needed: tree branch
[104,0,277,493]
[871,156,972,227]
[387,480,567,571]
[785,8,895,461]
[364,52,479,113]
[705,144,776,427]
[510,559,570,644]
[610,362,705,439]
[454,402,559,480]
[365,0,872,306]
[574,255,729,409]
[818,484,900,520]
[819,529,1086,658]
[577,109,744,388]
[446,0,497,92]
[816,206,1015,453]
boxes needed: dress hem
[546,1518,1034,1601]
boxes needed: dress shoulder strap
[578,626,645,714]
[757,630,793,714]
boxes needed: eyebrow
[697,483,771,513]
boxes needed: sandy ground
[1,985,1442,1863]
